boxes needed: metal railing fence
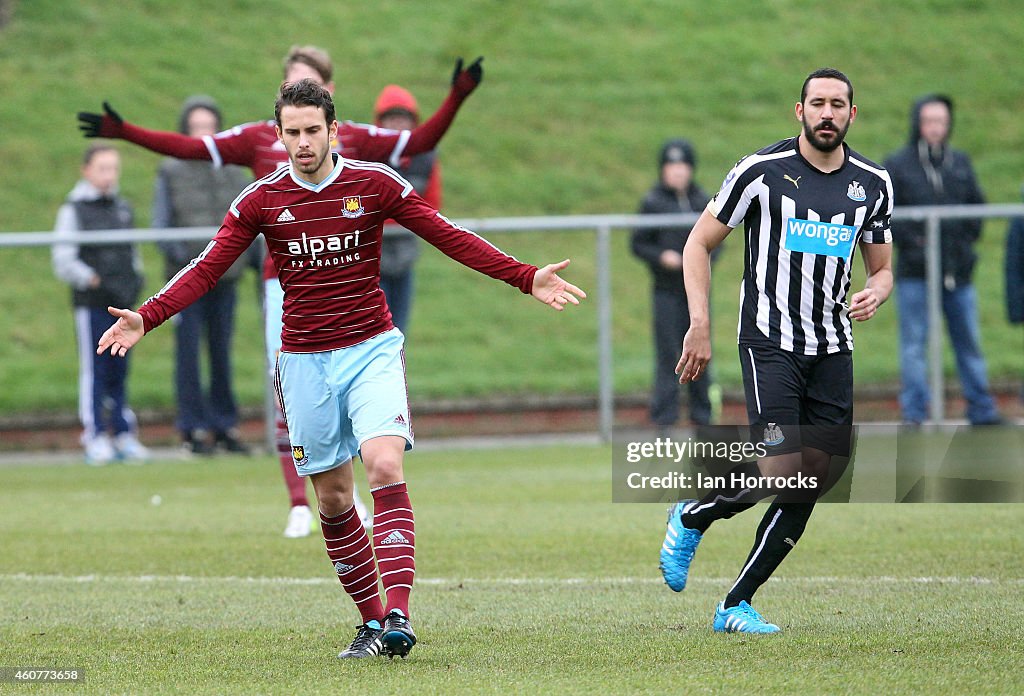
[5,203,1023,441]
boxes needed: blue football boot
[659,500,702,592]
[713,601,781,634]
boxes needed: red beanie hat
[374,85,419,125]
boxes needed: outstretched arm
[388,187,585,306]
[97,307,145,358]
[403,57,484,156]
[78,101,222,161]
[531,259,587,311]
[676,210,732,383]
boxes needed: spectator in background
[631,139,718,433]
[1006,185,1024,405]
[885,95,1002,426]
[52,144,149,465]
[374,85,443,333]
[153,96,254,455]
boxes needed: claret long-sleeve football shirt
[137,155,537,352]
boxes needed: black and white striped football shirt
[710,137,893,355]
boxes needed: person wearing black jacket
[631,139,718,430]
[884,95,1001,425]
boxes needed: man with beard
[658,68,893,633]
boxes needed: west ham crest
[341,196,364,218]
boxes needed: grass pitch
[1,444,1022,694]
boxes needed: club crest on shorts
[292,445,309,466]
[763,423,785,447]
[341,196,364,218]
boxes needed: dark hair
[275,78,336,128]
[178,95,222,135]
[82,143,117,166]
[801,67,853,104]
[283,45,333,83]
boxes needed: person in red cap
[373,85,444,333]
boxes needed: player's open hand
[77,101,124,138]
[848,287,881,322]
[451,56,484,98]
[531,259,586,311]
[676,323,711,383]
[97,307,145,357]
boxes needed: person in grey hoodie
[884,95,1001,425]
[53,143,149,464]
[152,96,254,455]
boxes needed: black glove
[451,56,484,98]
[77,101,124,138]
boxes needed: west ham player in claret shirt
[97,79,586,660]
[79,46,486,538]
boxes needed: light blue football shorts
[263,277,284,378]
[275,327,414,477]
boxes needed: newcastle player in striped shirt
[660,68,893,633]
[97,79,586,659]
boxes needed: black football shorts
[738,343,853,457]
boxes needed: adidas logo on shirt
[333,561,355,575]
[393,414,406,426]
[276,208,296,223]
[380,531,409,545]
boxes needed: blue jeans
[173,280,239,434]
[380,271,415,335]
[896,279,999,424]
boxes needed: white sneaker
[84,434,116,466]
[353,486,372,529]
[115,432,151,463]
[284,505,313,538]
